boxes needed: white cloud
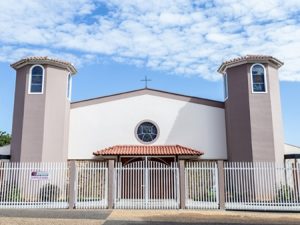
[0,0,300,81]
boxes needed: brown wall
[10,66,28,161]
[248,63,275,162]
[225,63,284,163]
[225,65,253,161]
[267,65,285,164]
[42,65,70,161]
[10,64,71,162]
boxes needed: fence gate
[114,159,179,209]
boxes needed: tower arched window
[224,73,228,100]
[251,64,267,93]
[67,73,72,100]
[29,65,44,94]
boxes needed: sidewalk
[0,209,300,225]
[108,210,300,224]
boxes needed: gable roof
[93,145,203,156]
[218,55,284,74]
[71,88,224,109]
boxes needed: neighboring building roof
[72,88,224,109]
[0,144,10,155]
[93,145,203,156]
[285,143,300,154]
[218,55,284,74]
[11,56,77,74]
[0,144,10,160]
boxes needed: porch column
[69,161,77,209]
[217,160,225,210]
[179,159,186,209]
[108,159,115,209]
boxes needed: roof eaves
[10,56,77,75]
[217,55,284,74]
[71,88,224,109]
[93,145,204,156]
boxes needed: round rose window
[136,121,158,143]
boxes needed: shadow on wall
[165,101,227,159]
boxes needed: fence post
[179,159,185,209]
[217,160,225,210]
[69,161,77,209]
[108,159,115,209]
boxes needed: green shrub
[276,184,295,202]
[39,183,60,202]
[207,188,216,201]
[0,182,21,202]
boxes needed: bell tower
[10,57,77,162]
[218,55,285,163]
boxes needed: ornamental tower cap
[217,55,283,75]
[11,56,77,75]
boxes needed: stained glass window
[67,74,72,100]
[224,73,228,100]
[136,122,158,143]
[251,64,266,93]
[30,65,44,93]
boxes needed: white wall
[68,94,227,160]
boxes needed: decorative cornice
[217,55,284,74]
[11,56,77,74]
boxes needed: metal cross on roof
[141,76,152,88]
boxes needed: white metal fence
[224,162,300,211]
[114,160,179,209]
[75,161,108,209]
[0,162,69,208]
[185,161,219,209]
[1,160,299,211]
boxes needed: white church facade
[2,55,292,164]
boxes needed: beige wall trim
[68,161,77,209]
[179,159,186,209]
[217,160,225,210]
[71,88,224,109]
[107,159,115,209]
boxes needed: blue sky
[0,0,299,146]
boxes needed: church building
[6,55,287,164]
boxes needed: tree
[0,131,11,147]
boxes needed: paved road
[0,209,299,225]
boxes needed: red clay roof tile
[93,145,203,156]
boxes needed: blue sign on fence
[31,171,49,180]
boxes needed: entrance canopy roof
[93,145,203,156]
